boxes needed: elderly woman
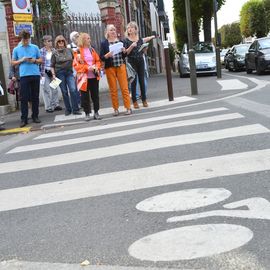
[40,35,62,113]
[100,24,131,116]
[73,32,101,120]
[51,35,81,116]
[124,21,155,109]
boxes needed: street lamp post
[213,0,222,78]
[184,0,198,95]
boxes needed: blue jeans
[136,73,148,99]
[56,70,79,113]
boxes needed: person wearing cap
[11,30,42,127]
[40,35,62,113]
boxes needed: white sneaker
[85,114,91,121]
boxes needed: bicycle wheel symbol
[129,223,253,261]
[129,188,270,261]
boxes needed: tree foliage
[219,22,242,47]
[240,0,268,38]
[173,0,226,50]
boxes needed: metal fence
[32,13,104,53]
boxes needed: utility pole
[184,0,198,95]
[213,0,222,78]
[163,41,174,101]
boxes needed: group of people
[10,21,155,127]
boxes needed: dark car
[245,37,270,75]
[225,44,250,71]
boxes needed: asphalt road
[0,70,270,270]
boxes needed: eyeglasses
[57,40,65,43]
[47,40,52,42]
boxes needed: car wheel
[245,61,252,74]
[255,62,263,75]
[228,61,235,71]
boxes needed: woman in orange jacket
[73,33,101,121]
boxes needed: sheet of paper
[109,42,123,55]
[40,77,45,85]
[49,77,62,89]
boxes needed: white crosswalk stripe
[1,97,270,267]
[2,123,267,173]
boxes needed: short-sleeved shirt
[12,43,41,77]
[124,37,144,61]
[51,48,74,73]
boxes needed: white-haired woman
[100,24,131,116]
[124,21,155,109]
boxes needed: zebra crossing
[1,96,270,268]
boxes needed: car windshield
[259,39,270,49]
[193,43,214,53]
[220,49,229,56]
[236,45,249,54]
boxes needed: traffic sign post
[13,22,34,37]
[11,0,32,14]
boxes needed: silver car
[178,42,217,77]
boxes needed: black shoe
[54,105,62,111]
[20,120,28,127]
[32,117,41,123]
[46,109,54,113]
[0,126,5,131]
[65,111,71,116]
[73,111,82,115]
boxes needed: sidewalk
[0,71,253,135]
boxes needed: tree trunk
[203,8,212,42]
[192,21,200,42]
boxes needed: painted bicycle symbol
[128,188,270,261]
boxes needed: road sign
[13,14,33,22]
[13,22,34,37]
[11,0,32,14]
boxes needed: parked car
[178,42,216,77]
[245,37,270,75]
[225,44,250,71]
[220,48,229,65]
[224,48,231,68]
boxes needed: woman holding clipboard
[124,21,155,109]
[100,24,131,116]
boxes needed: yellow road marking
[0,127,31,135]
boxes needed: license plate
[197,64,208,69]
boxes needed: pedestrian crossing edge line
[1,148,270,212]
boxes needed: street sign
[13,14,33,22]
[13,22,34,37]
[11,0,32,14]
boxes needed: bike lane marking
[217,79,248,91]
[128,224,253,261]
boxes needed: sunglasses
[57,40,65,43]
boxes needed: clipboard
[138,43,149,52]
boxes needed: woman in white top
[40,35,62,113]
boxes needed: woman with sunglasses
[51,35,81,116]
